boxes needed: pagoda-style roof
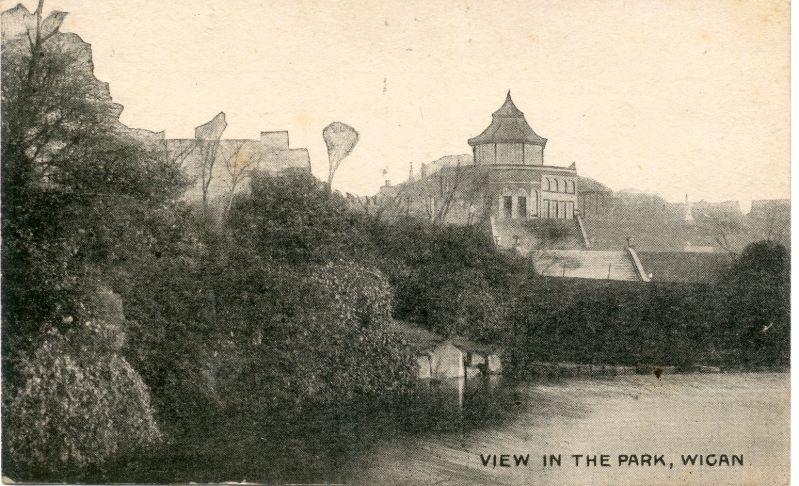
[468,91,547,147]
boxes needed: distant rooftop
[164,129,310,203]
[468,91,548,147]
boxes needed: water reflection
[130,373,788,485]
[355,373,789,486]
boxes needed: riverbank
[518,361,790,378]
[393,320,788,381]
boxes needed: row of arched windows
[544,177,575,194]
[497,186,577,220]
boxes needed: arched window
[544,178,551,191]
[566,180,574,193]
[517,189,528,219]
[501,187,513,219]
[503,195,513,218]
[555,179,561,193]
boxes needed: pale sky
[2,0,790,202]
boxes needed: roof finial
[506,90,512,101]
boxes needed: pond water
[149,372,789,485]
[351,373,790,485]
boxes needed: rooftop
[468,91,548,147]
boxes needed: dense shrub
[114,215,225,435]
[715,240,790,366]
[507,279,716,372]
[228,170,373,265]
[309,260,394,329]
[303,261,416,401]
[192,184,419,417]
[506,240,790,374]
[7,343,162,479]
[211,259,416,417]
[364,217,530,341]
[5,288,161,480]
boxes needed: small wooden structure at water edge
[389,320,502,379]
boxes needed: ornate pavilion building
[467,91,578,221]
[374,92,757,282]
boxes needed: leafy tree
[228,169,373,265]
[716,240,789,366]
[364,217,528,341]
[1,3,185,370]
[2,3,181,477]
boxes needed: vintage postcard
[0,0,790,484]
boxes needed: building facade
[166,129,311,203]
[468,91,578,221]
[377,92,580,225]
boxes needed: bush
[506,240,790,375]
[365,218,527,341]
[227,170,373,265]
[309,260,394,328]
[5,288,161,481]
[7,341,162,480]
[302,261,415,401]
[198,231,416,416]
[715,240,790,367]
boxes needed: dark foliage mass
[352,208,789,373]
[1,7,414,481]
[1,5,182,481]
[506,240,789,375]
[365,217,532,341]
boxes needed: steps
[532,249,640,281]
[492,217,585,251]
[489,216,641,281]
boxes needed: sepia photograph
[0,0,791,484]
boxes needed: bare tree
[163,138,198,170]
[369,183,412,222]
[755,205,790,247]
[194,112,227,215]
[427,164,490,225]
[221,141,260,219]
[695,207,744,253]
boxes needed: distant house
[164,130,311,204]
[389,321,502,379]
[428,341,465,379]
[451,336,502,375]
